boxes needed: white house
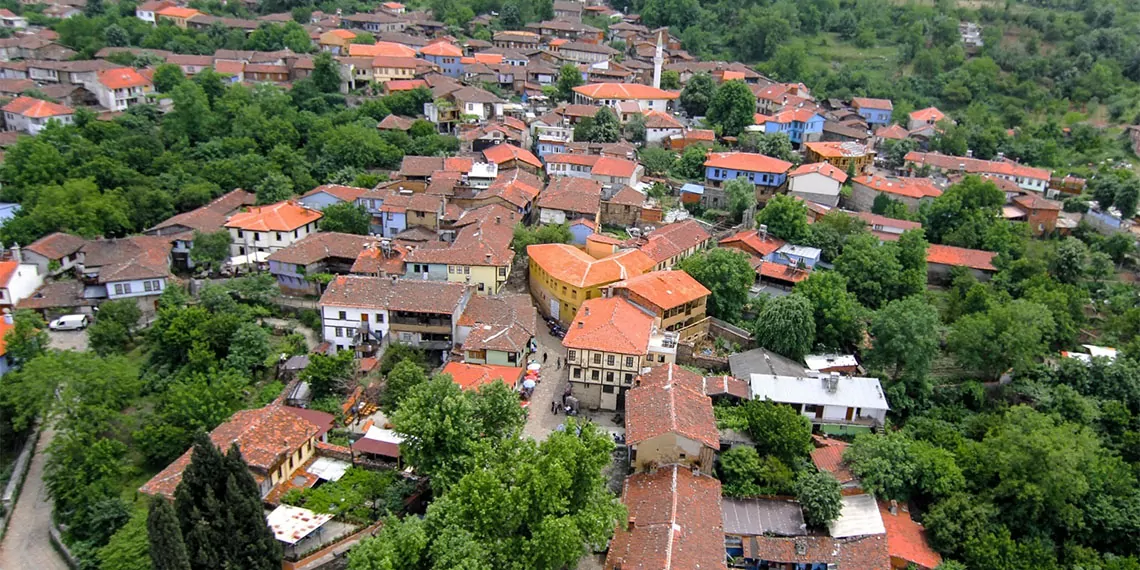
[0,259,43,309]
[224,201,323,257]
[749,372,889,434]
[77,236,172,302]
[543,153,642,188]
[90,67,153,111]
[787,162,848,208]
[0,9,27,29]
[318,276,392,353]
[135,0,175,24]
[2,96,74,135]
[572,83,679,113]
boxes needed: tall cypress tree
[147,498,191,570]
[220,444,281,569]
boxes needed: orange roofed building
[2,96,73,135]
[93,67,152,111]
[527,243,655,325]
[609,269,709,340]
[563,296,672,411]
[926,243,998,283]
[440,361,524,391]
[224,201,322,257]
[625,364,720,472]
[850,174,942,213]
[140,404,323,499]
[571,82,679,113]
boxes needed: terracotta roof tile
[225,201,322,232]
[926,244,997,272]
[805,141,870,159]
[852,175,942,200]
[302,184,368,203]
[611,270,709,312]
[150,189,255,233]
[97,67,151,90]
[852,97,893,110]
[140,404,321,498]
[720,229,786,257]
[2,96,72,118]
[1012,193,1061,211]
[17,280,93,312]
[267,232,373,266]
[537,176,601,215]
[626,365,719,449]
[572,82,679,100]
[878,501,942,570]
[404,204,515,267]
[904,151,1051,181]
[908,107,944,123]
[789,161,847,183]
[704,152,792,174]
[633,220,711,264]
[748,534,890,569]
[875,124,909,140]
[26,232,85,259]
[80,236,171,282]
[605,465,727,570]
[605,185,646,206]
[562,297,653,354]
[457,293,537,353]
[482,143,541,169]
[440,361,523,390]
[319,275,468,313]
[351,241,407,275]
[591,156,639,177]
[529,244,655,289]
[810,435,855,484]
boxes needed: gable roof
[635,220,711,264]
[605,465,727,570]
[591,156,640,177]
[457,293,537,353]
[704,152,792,174]
[266,232,373,266]
[537,176,602,215]
[563,296,654,354]
[301,184,368,203]
[2,96,73,118]
[26,232,86,260]
[925,244,997,271]
[420,41,462,57]
[1012,193,1061,211]
[572,82,679,100]
[789,161,847,183]
[904,151,1051,181]
[611,270,709,312]
[404,204,516,267]
[804,141,870,158]
[852,175,942,200]
[528,243,655,289]
[482,143,541,169]
[224,201,322,232]
[97,67,151,90]
[80,236,171,283]
[140,404,321,498]
[879,501,942,570]
[441,361,523,391]
[149,189,256,234]
[605,185,646,206]
[851,97,892,110]
[908,106,945,123]
[626,364,719,449]
[810,435,855,485]
[319,275,468,313]
[875,124,909,140]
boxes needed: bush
[298,309,322,332]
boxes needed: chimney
[11,242,19,264]
[495,216,501,224]
[584,306,590,316]
[627,515,636,530]
[577,321,583,328]
[889,499,898,515]
[758,224,768,239]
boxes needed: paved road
[0,427,68,570]
[523,324,571,441]
[47,328,88,352]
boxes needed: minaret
[652,30,664,89]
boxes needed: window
[803,404,818,413]
[567,350,576,361]
[593,353,602,364]
[624,356,634,367]
[498,267,507,277]
[463,266,470,275]
[114,283,124,295]
[237,229,244,238]
[606,355,615,366]
[623,373,633,384]
[339,311,347,320]
[602,385,614,394]
[361,313,369,322]
[376,313,384,323]
[590,370,600,381]
[293,230,299,238]
[658,354,666,363]
[572,368,582,379]
[605,371,614,383]
[276,232,283,241]
[335,327,343,337]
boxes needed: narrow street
[522,322,572,441]
[0,427,68,570]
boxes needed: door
[815,406,824,419]
[600,385,617,411]
[845,407,854,421]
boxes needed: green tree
[706,80,755,137]
[740,398,813,466]
[555,64,583,102]
[147,499,191,570]
[948,299,1055,379]
[190,230,231,272]
[806,210,867,262]
[660,69,681,90]
[223,322,271,373]
[310,51,342,94]
[677,248,754,321]
[513,223,572,252]
[834,232,923,309]
[255,171,294,204]
[867,296,941,413]
[586,107,620,143]
[719,445,795,497]
[755,194,810,243]
[638,147,676,175]
[382,358,429,412]
[793,271,864,351]
[318,202,371,234]
[795,471,842,528]
[724,177,757,222]
[89,298,143,355]
[152,63,185,93]
[679,72,714,117]
[845,430,965,503]
[673,144,708,180]
[4,309,50,367]
[753,293,815,360]
[98,509,151,570]
[737,131,795,162]
[301,350,355,399]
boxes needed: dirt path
[0,427,68,570]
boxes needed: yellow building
[610,270,710,340]
[318,29,357,55]
[155,6,201,28]
[803,141,875,175]
[370,55,422,83]
[405,204,515,294]
[527,243,656,324]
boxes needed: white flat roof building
[749,373,889,429]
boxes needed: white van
[49,314,88,331]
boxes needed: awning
[229,251,270,266]
[266,505,333,545]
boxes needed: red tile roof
[404,204,516,267]
[150,189,255,233]
[440,362,523,391]
[157,6,200,18]
[633,220,712,264]
[642,109,682,129]
[904,151,1051,181]
[420,41,462,57]
[879,502,942,570]
[926,244,997,271]
[529,244,655,289]
[810,435,855,484]
[140,404,320,498]
[875,124,909,140]
[704,152,792,174]
[350,41,418,58]
[536,176,602,216]
[611,270,709,312]
[1012,193,1061,211]
[457,293,537,353]
[384,79,428,93]
[2,96,73,118]
[482,143,541,169]
[605,465,727,570]
[320,275,468,313]
[853,175,942,200]
[771,108,819,123]
[748,534,890,569]
[719,229,786,257]
[626,365,719,449]
[592,156,640,178]
[225,201,322,232]
[758,261,810,283]
[572,82,680,100]
[852,97,893,110]
[283,406,335,439]
[562,297,654,354]
[302,184,368,203]
[805,141,870,159]
[908,107,944,123]
[97,67,151,90]
[267,232,373,265]
[789,161,847,183]
[26,232,85,260]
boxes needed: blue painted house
[298,184,369,211]
[852,97,893,126]
[703,152,794,191]
[421,41,464,77]
[760,108,824,146]
[567,218,596,245]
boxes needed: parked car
[49,314,89,331]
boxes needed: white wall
[228,222,318,256]
[0,263,41,306]
[321,305,390,352]
[538,208,568,224]
[107,277,165,299]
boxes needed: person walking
[543,351,548,363]
[551,400,558,415]
[556,357,561,370]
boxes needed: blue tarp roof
[680,183,704,195]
